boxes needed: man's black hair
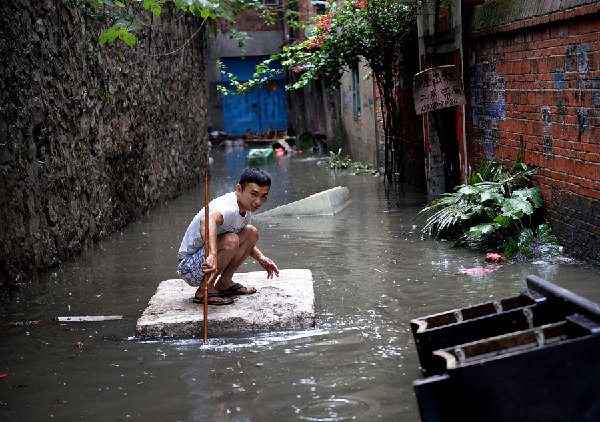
[238,167,271,189]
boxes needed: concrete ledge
[136,269,315,339]
[255,186,350,218]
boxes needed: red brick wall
[231,8,278,32]
[298,0,320,42]
[465,4,600,263]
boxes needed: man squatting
[177,167,279,305]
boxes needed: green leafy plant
[329,149,377,175]
[64,0,270,48]
[412,157,559,260]
[504,223,559,261]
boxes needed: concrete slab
[255,186,350,218]
[136,269,315,339]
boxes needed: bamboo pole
[203,169,210,344]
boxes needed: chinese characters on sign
[413,65,466,115]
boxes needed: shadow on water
[2,145,600,421]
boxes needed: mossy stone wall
[0,1,208,291]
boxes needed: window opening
[352,66,361,122]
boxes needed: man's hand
[202,254,218,285]
[258,256,279,279]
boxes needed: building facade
[292,0,600,263]
[205,4,289,136]
[464,0,600,263]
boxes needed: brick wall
[230,7,282,32]
[465,0,600,263]
[298,0,325,42]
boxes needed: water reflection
[1,146,599,421]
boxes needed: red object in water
[485,253,506,264]
[8,319,40,326]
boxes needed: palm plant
[413,157,559,260]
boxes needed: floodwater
[2,144,600,421]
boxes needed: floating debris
[455,267,499,276]
[54,316,123,322]
[8,320,40,326]
[456,253,506,275]
[485,253,506,264]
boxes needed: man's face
[236,182,270,213]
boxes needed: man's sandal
[192,292,234,306]
[220,283,257,296]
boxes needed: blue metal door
[221,56,288,136]
[221,81,261,134]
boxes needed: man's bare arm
[251,246,279,279]
[200,210,223,281]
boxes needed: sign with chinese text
[413,65,465,115]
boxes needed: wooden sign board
[413,65,465,115]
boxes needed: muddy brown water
[2,145,600,421]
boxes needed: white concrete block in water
[136,269,315,339]
[255,186,350,218]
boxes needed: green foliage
[285,8,302,30]
[504,224,559,261]
[412,158,559,260]
[99,23,137,46]
[285,1,420,92]
[64,0,269,48]
[229,29,251,49]
[328,149,377,176]
[219,1,423,95]
[217,57,283,95]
